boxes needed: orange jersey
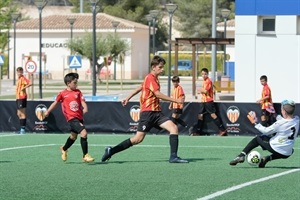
[16,75,31,99]
[171,85,184,109]
[201,77,214,102]
[261,84,273,109]
[140,73,161,112]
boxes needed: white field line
[0,144,57,151]
[197,168,300,200]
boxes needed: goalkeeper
[229,100,299,168]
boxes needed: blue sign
[69,55,82,68]
[0,55,4,66]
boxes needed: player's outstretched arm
[45,101,59,117]
[121,85,142,106]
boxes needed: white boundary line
[197,168,300,200]
[0,144,57,151]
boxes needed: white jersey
[254,115,300,156]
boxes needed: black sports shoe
[259,156,269,168]
[229,156,245,165]
[101,147,112,162]
[169,157,189,163]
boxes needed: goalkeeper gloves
[247,111,258,125]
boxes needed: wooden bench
[213,80,235,92]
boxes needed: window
[258,16,276,34]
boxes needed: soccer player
[189,68,227,136]
[229,100,299,168]
[256,75,274,126]
[45,73,94,163]
[101,55,188,163]
[16,67,32,134]
[169,76,188,128]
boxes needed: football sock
[261,120,268,127]
[196,120,203,132]
[80,137,88,156]
[111,138,133,155]
[241,136,259,155]
[213,118,225,131]
[169,134,178,159]
[20,119,26,128]
[176,118,188,127]
[63,136,76,151]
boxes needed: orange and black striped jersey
[201,77,214,102]
[140,73,161,112]
[16,75,31,99]
[261,84,273,109]
[171,85,185,109]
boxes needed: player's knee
[70,134,78,140]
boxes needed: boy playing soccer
[169,76,188,128]
[16,67,32,134]
[45,73,94,162]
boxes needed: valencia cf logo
[226,106,240,123]
[35,104,48,121]
[130,105,140,122]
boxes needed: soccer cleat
[229,155,245,165]
[60,146,68,161]
[82,154,95,163]
[258,156,269,168]
[169,157,189,163]
[218,130,227,136]
[101,147,112,162]
[20,128,25,134]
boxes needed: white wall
[235,16,300,103]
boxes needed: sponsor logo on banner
[33,104,48,131]
[128,105,140,132]
[226,106,241,133]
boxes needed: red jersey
[171,85,184,109]
[261,84,273,109]
[55,89,85,122]
[16,75,31,99]
[201,77,214,102]
[140,73,161,112]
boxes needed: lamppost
[11,12,19,86]
[90,0,99,96]
[111,20,120,80]
[145,14,152,71]
[67,17,76,72]
[221,8,230,75]
[165,3,177,97]
[35,0,48,99]
[149,10,159,56]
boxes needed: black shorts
[16,99,27,109]
[68,118,85,134]
[172,109,183,114]
[199,102,216,114]
[256,135,291,158]
[261,109,272,117]
[137,111,169,132]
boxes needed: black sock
[111,138,132,155]
[240,136,260,155]
[81,137,88,156]
[196,120,203,132]
[169,134,178,159]
[176,118,187,127]
[213,117,225,131]
[63,137,76,151]
[20,119,26,129]
[261,120,268,127]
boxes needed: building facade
[235,0,300,103]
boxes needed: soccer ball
[247,151,261,166]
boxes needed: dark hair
[64,73,79,85]
[201,68,209,74]
[172,76,180,82]
[151,55,166,67]
[16,67,23,72]
[260,75,268,81]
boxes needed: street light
[145,14,152,71]
[149,10,159,56]
[35,0,48,99]
[221,8,230,75]
[11,12,20,86]
[111,20,120,80]
[67,17,76,72]
[165,3,177,96]
[90,0,99,96]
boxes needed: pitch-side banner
[0,101,299,136]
